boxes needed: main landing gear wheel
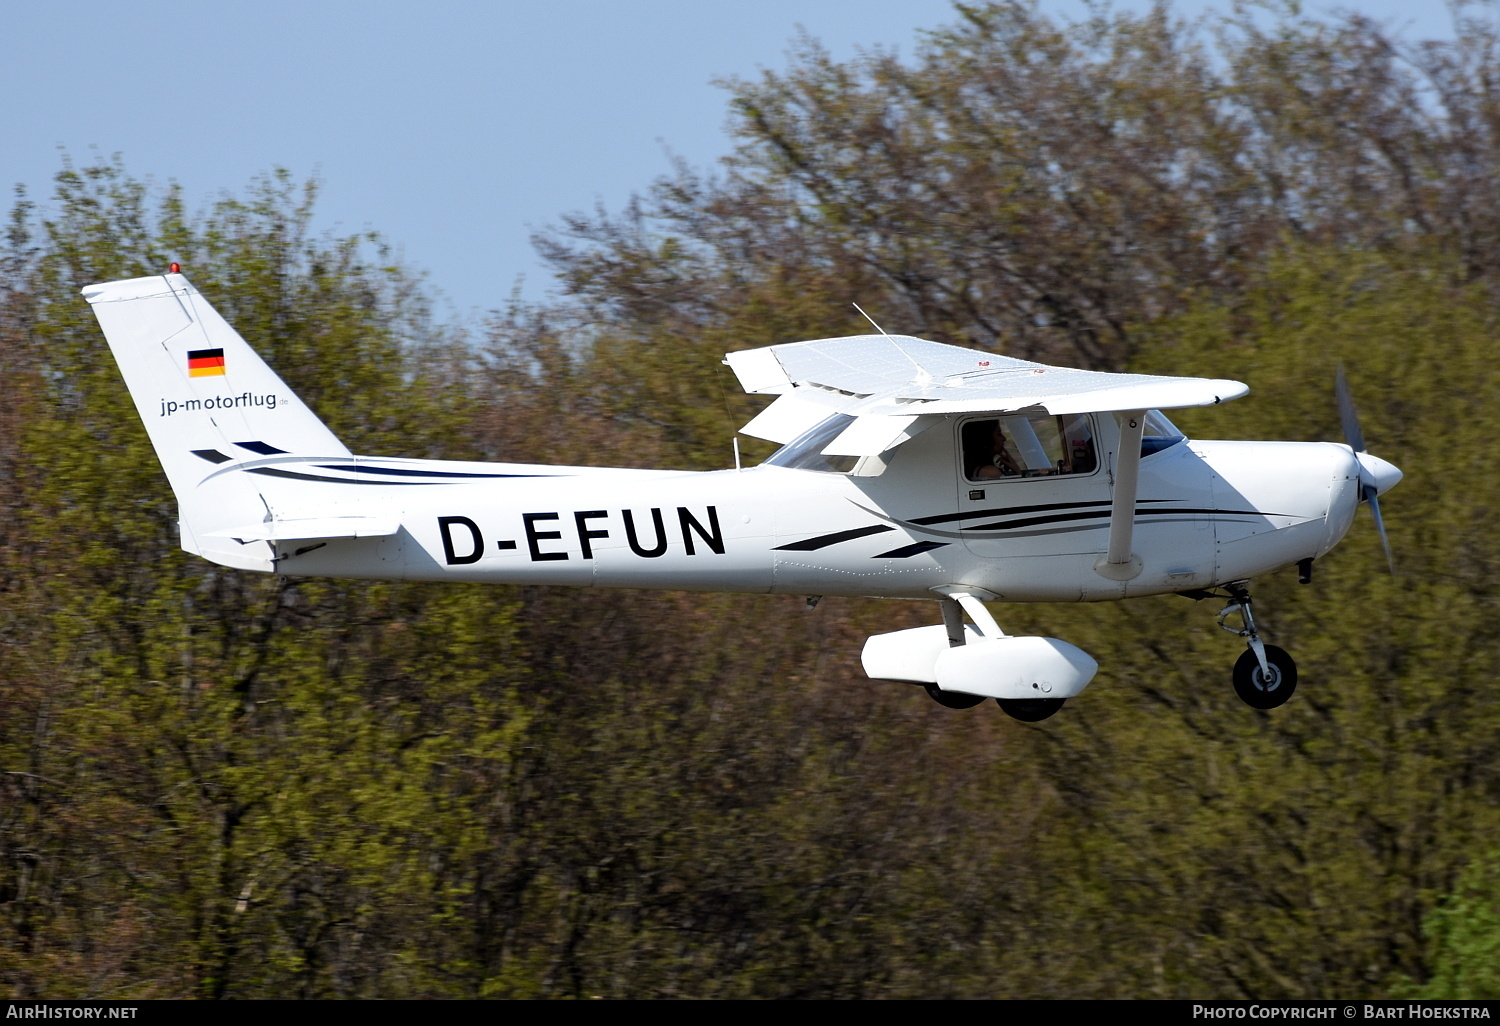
[996,698,1067,722]
[1233,645,1297,709]
[924,685,986,709]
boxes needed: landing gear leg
[920,596,986,709]
[1218,583,1298,709]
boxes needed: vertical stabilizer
[83,272,352,570]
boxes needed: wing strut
[1094,410,1146,581]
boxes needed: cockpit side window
[962,412,1097,482]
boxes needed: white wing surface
[726,334,1247,417]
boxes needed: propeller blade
[1364,485,1397,575]
[1340,368,1398,575]
[1336,364,1367,454]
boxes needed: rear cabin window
[962,413,1097,482]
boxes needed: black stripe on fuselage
[246,467,454,485]
[962,507,1271,533]
[774,524,895,551]
[788,499,1293,554]
[873,540,949,559]
[245,465,562,485]
[315,464,553,479]
[908,499,1175,527]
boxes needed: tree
[10,0,1500,999]
[1408,853,1500,999]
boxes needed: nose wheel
[1218,584,1298,709]
[1231,645,1297,708]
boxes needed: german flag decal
[187,348,226,377]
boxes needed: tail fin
[84,271,351,570]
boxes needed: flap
[821,414,936,457]
[740,393,844,444]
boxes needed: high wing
[726,334,1247,454]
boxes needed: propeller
[1336,365,1399,574]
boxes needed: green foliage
[9,0,1500,1000]
[1407,853,1500,999]
[977,246,1500,996]
[0,161,509,997]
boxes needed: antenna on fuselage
[853,302,931,385]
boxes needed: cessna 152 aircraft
[84,269,1401,721]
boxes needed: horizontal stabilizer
[206,516,401,542]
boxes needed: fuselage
[267,414,1365,602]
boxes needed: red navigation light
[169,262,181,274]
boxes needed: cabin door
[953,412,1110,560]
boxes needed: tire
[996,697,1066,722]
[924,685,986,709]
[1233,645,1298,709]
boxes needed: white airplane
[84,269,1401,721]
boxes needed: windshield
[763,413,860,473]
[1141,410,1186,457]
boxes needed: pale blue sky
[0,1,1462,316]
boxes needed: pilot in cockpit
[964,414,1096,481]
[971,421,1023,479]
